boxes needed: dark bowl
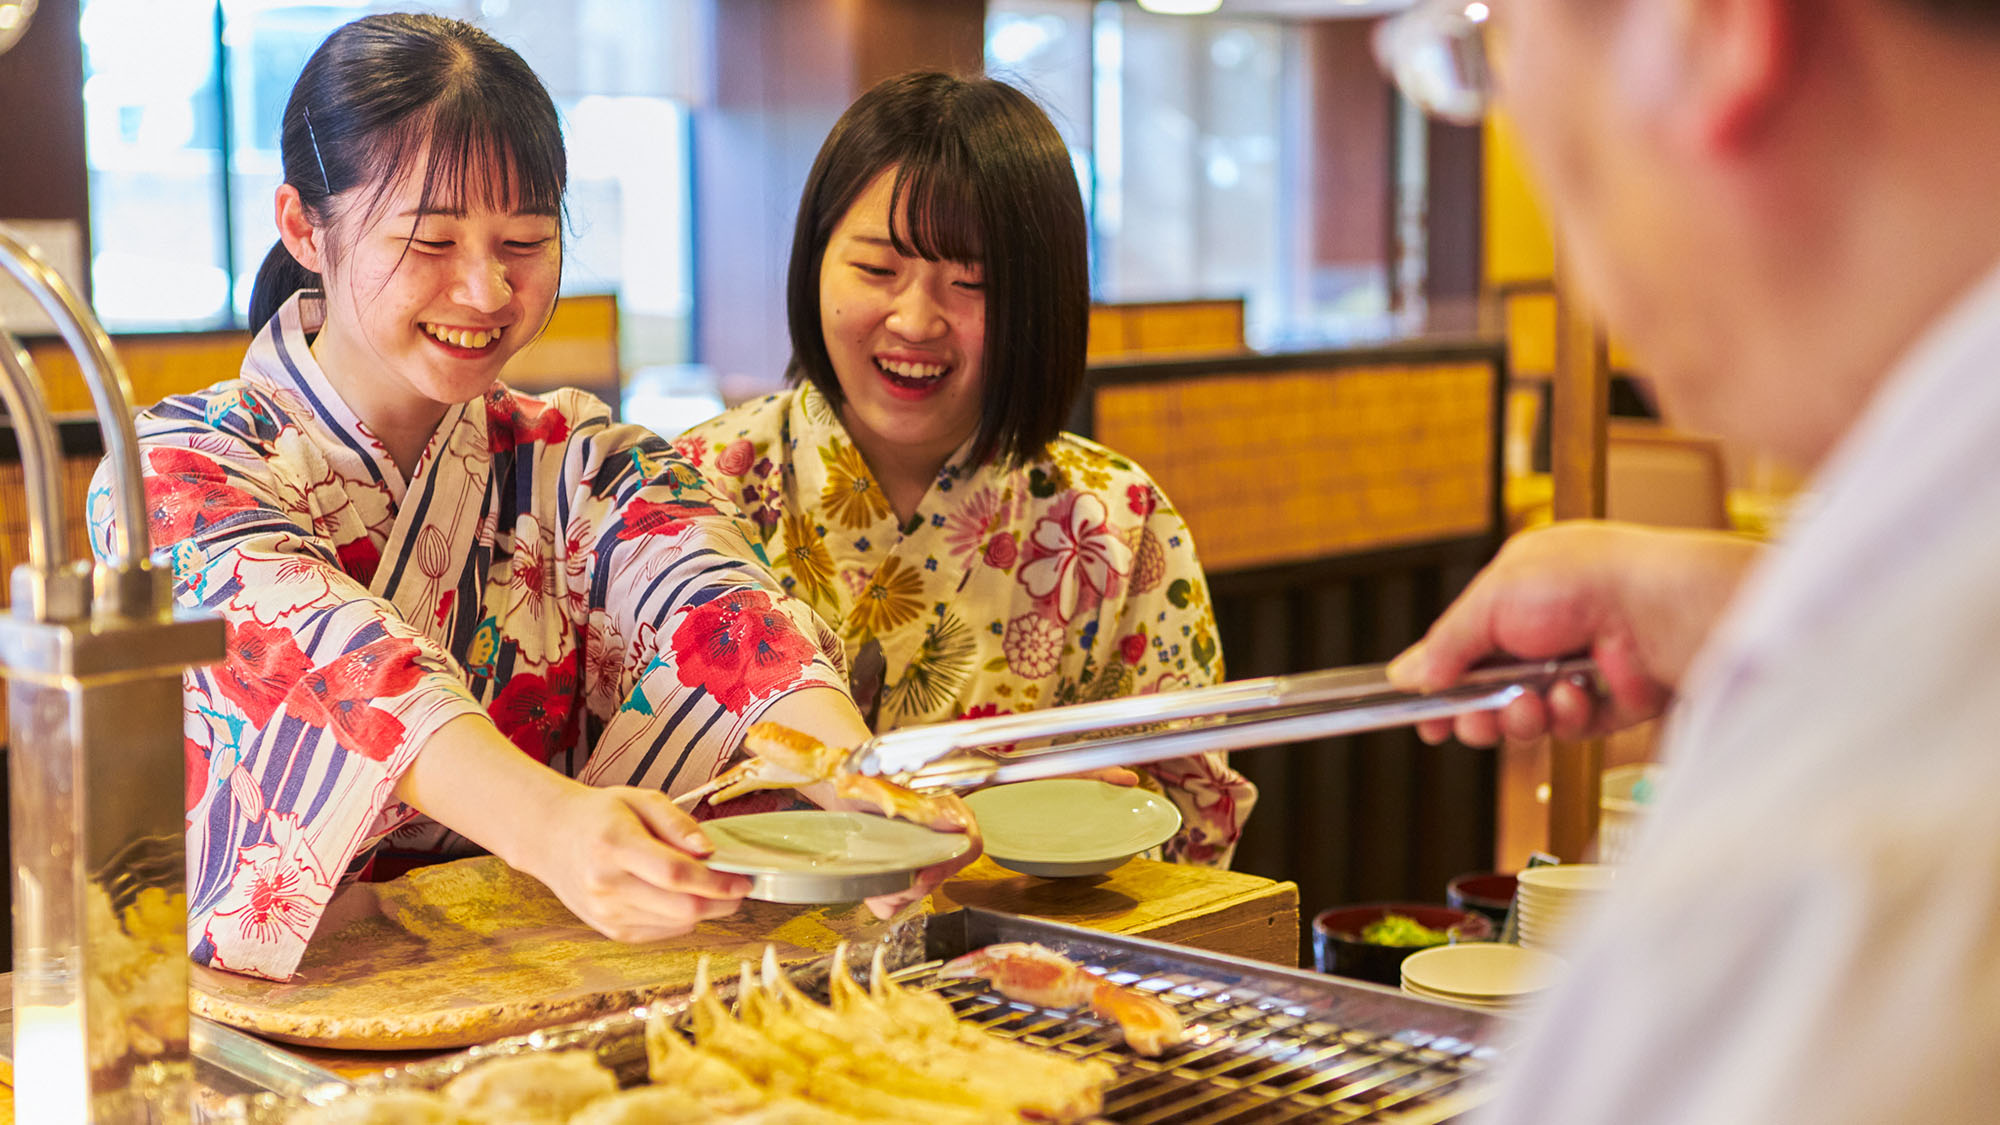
[1311,903,1495,986]
[1445,871,1520,929]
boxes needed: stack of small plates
[1514,863,1617,951]
[1400,943,1566,1010]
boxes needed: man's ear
[1680,0,1800,154]
[275,184,326,273]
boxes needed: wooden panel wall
[1086,298,1246,362]
[1087,343,1502,573]
[1213,544,1494,962]
[1077,341,1509,962]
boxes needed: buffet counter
[0,854,1297,1115]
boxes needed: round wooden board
[190,856,893,1050]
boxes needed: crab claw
[1086,978,1184,1056]
[938,942,1098,1008]
[940,942,1188,1056]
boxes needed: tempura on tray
[286,942,1124,1124]
[642,945,1116,1124]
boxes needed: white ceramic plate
[1400,942,1566,1001]
[702,810,972,904]
[1516,864,1618,894]
[964,779,1183,877]
[1400,979,1513,1010]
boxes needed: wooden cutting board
[189,856,897,1051]
[189,853,1300,1054]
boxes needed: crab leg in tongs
[846,656,1600,791]
[673,721,956,823]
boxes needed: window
[79,0,696,372]
[987,2,1404,349]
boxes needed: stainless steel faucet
[2,228,223,1121]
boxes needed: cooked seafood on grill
[941,942,1188,1057]
[683,721,958,824]
[642,944,1117,1123]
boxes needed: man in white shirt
[1376,0,2000,1121]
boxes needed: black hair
[248,13,567,332]
[785,71,1089,469]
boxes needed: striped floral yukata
[88,293,847,981]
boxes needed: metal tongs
[847,656,1598,790]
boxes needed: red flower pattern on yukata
[490,649,581,763]
[336,536,381,585]
[957,702,1019,754]
[184,736,210,815]
[716,438,756,477]
[983,532,1019,571]
[618,497,723,539]
[1127,483,1157,517]
[145,447,260,542]
[284,636,428,759]
[485,392,570,453]
[668,588,817,711]
[671,435,707,469]
[203,812,332,976]
[217,619,312,726]
[1119,631,1148,665]
[1018,492,1133,623]
[225,548,337,626]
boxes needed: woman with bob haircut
[683,71,1255,866]
[90,15,968,983]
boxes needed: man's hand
[1386,521,1762,746]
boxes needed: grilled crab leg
[940,942,1189,1057]
[675,721,951,824]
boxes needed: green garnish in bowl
[1357,912,1454,948]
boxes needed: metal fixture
[2,227,224,1121]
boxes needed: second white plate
[965,778,1182,877]
[702,810,972,903]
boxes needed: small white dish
[702,810,972,904]
[1517,864,1617,895]
[1400,979,1513,1010]
[964,779,1182,877]
[1400,942,1566,1002]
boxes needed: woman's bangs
[890,156,984,265]
[372,94,565,220]
[431,95,564,217]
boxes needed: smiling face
[817,168,988,478]
[298,154,561,438]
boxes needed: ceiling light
[1137,0,1224,14]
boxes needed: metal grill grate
[890,955,1497,1124]
[264,909,1508,1125]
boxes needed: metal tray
[221,908,1513,1123]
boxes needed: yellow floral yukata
[88,293,848,981]
[681,385,1256,865]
